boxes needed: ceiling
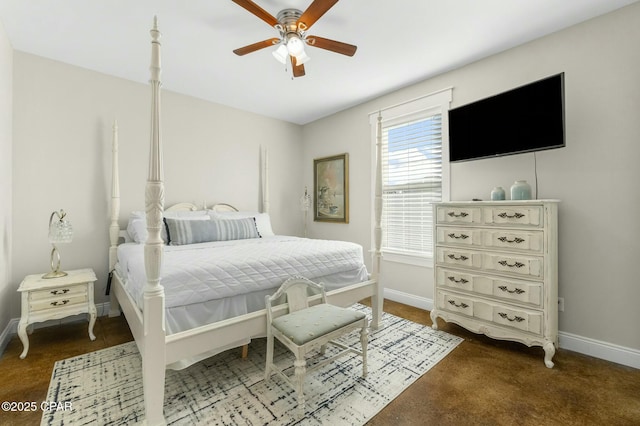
[0,0,637,124]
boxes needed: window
[370,89,452,264]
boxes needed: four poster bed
[107,18,385,425]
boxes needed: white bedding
[116,235,368,312]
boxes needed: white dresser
[430,200,559,367]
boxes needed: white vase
[510,180,532,200]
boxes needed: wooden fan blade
[306,35,357,56]
[298,0,338,31]
[291,56,306,78]
[233,38,280,56]
[232,0,278,27]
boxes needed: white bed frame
[107,18,385,425]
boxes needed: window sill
[381,251,434,268]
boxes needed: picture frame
[314,153,349,223]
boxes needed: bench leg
[360,322,368,377]
[265,334,274,381]
[294,357,307,417]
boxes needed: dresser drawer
[436,290,543,335]
[483,229,544,253]
[436,206,482,225]
[483,206,543,227]
[438,227,544,254]
[436,227,483,247]
[483,253,543,278]
[29,293,88,312]
[436,247,482,269]
[436,267,543,307]
[490,305,542,335]
[436,248,543,278]
[30,284,87,301]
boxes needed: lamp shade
[294,51,310,66]
[43,209,73,279]
[49,211,73,244]
[272,44,288,64]
[286,35,305,56]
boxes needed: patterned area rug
[42,305,462,425]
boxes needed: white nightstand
[17,268,97,359]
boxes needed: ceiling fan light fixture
[286,35,305,56]
[295,51,311,66]
[272,44,288,64]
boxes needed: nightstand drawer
[30,284,87,301]
[29,293,88,311]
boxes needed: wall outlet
[558,297,565,312]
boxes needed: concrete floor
[1,299,639,425]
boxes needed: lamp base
[42,270,68,279]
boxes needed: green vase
[510,180,532,200]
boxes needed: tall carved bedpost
[262,147,270,214]
[143,16,167,426]
[371,112,384,328]
[109,121,121,317]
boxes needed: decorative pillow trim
[165,217,260,245]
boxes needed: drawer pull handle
[447,276,469,284]
[498,260,525,268]
[497,236,525,244]
[50,299,70,306]
[448,300,469,309]
[498,312,525,322]
[50,289,70,295]
[447,212,469,218]
[448,254,469,261]
[448,233,469,240]
[497,212,525,219]
[498,285,525,295]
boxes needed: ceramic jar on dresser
[430,200,559,367]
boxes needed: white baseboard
[384,288,434,311]
[382,288,640,370]
[2,297,639,370]
[559,331,640,369]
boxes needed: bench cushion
[272,304,366,345]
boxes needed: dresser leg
[543,341,555,368]
[18,320,29,359]
[430,310,439,330]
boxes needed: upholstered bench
[265,276,368,416]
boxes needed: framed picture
[314,153,349,223]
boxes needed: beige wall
[0,18,12,339]
[303,3,640,351]
[10,53,303,317]
[2,3,639,363]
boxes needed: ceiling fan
[231,0,357,78]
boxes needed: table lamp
[42,209,73,279]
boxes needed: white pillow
[126,210,209,243]
[208,211,275,237]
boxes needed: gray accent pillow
[165,217,259,245]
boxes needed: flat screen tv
[448,73,565,162]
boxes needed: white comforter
[116,236,368,309]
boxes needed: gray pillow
[165,217,259,245]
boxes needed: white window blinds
[371,89,452,261]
